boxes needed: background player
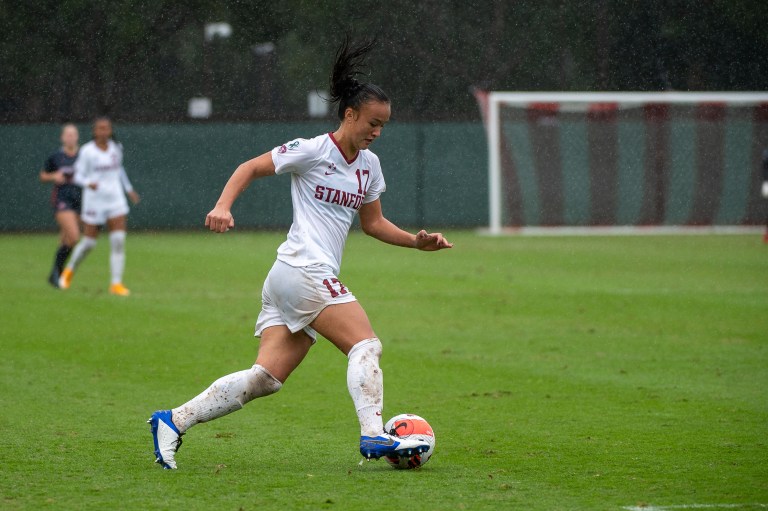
[59,117,140,296]
[39,123,81,287]
[762,148,768,243]
[148,37,453,470]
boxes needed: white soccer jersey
[271,133,386,274]
[73,139,134,207]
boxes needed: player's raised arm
[359,198,453,250]
[205,151,276,233]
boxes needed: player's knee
[348,338,382,361]
[65,234,79,248]
[109,230,126,253]
[63,226,79,247]
[81,236,98,252]
[249,364,282,398]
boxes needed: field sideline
[1,231,766,510]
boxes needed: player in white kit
[59,118,140,296]
[148,37,453,469]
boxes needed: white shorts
[81,196,129,226]
[255,259,357,341]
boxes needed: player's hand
[128,190,141,205]
[415,230,453,251]
[205,206,235,233]
[52,171,66,185]
[762,181,768,199]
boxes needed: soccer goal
[474,91,768,234]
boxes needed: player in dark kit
[39,123,82,287]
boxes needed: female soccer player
[148,38,453,470]
[59,117,140,296]
[39,123,81,287]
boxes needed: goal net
[475,91,768,234]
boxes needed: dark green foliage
[1,0,767,122]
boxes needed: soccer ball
[384,414,436,469]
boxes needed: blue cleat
[148,410,183,470]
[359,433,430,460]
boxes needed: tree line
[1,0,765,123]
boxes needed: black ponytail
[329,35,389,120]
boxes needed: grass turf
[0,231,766,510]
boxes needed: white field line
[623,504,768,511]
[476,225,764,237]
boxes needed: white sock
[171,364,282,434]
[347,338,385,437]
[66,236,97,271]
[109,230,126,285]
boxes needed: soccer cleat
[58,268,74,290]
[109,283,131,296]
[148,410,183,470]
[359,433,430,460]
[48,269,60,289]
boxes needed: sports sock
[347,338,385,437]
[171,364,282,434]
[66,236,97,271]
[109,230,126,285]
[53,244,72,274]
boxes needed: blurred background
[1,0,766,231]
[2,0,766,123]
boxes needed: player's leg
[310,302,430,459]
[310,302,380,434]
[48,210,79,287]
[106,214,129,295]
[59,210,80,248]
[311,301,375,355]
[149,326,309,469]
[171,326,309,431]
[59,222,99,289]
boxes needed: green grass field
[1,231,766,510]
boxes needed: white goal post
[479,91,768,234]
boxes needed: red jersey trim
[328,132,359,165]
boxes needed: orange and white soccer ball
[384,414,436,469]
